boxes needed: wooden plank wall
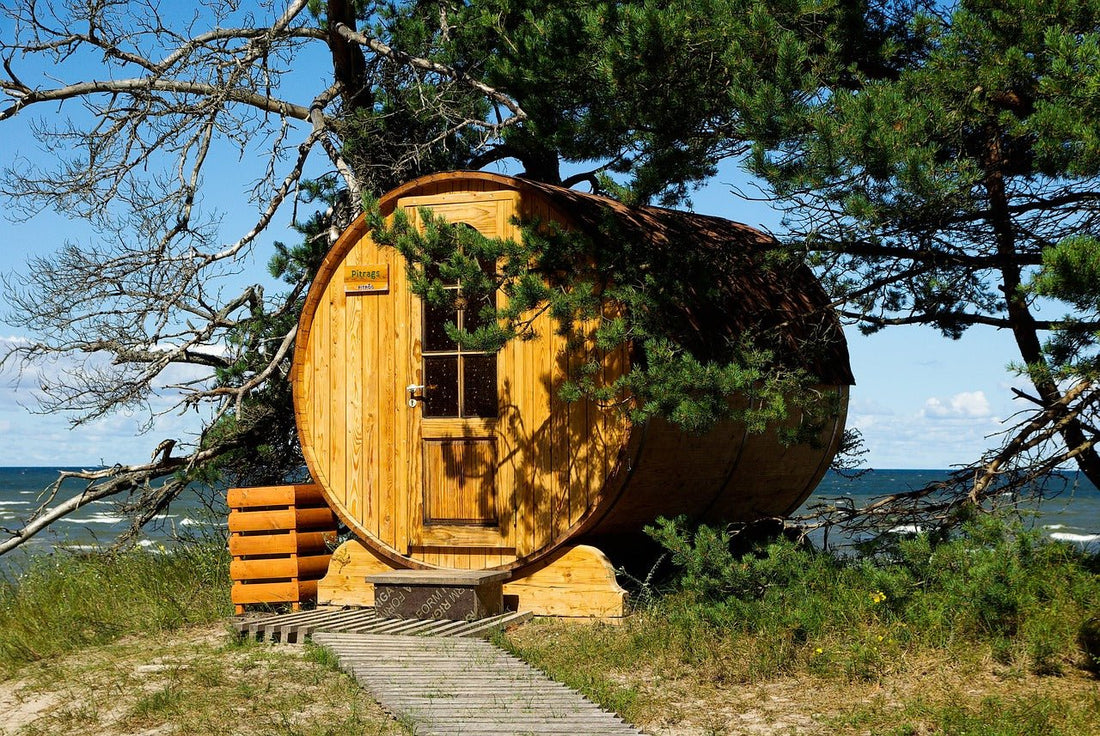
[296,179,630,572]
[228,484,338,613]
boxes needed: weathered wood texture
[311,633,646,735]
[369,569,509,621]
[234,607,533,644]
[228,484,338,614]
[293,171,852,579]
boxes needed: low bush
[640,514,1100,679]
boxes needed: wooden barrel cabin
[292,171,853,578]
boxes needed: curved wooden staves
[292,171,852,574]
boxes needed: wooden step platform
[234,607,532,644]
[311,632,647,735]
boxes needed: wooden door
[400,191,520,557]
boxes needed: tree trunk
[984,135,1100,487]
[327,0,372,112]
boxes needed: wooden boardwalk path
[312,632,647,736]
[234,607,532,643]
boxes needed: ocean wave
[0,500,30,507]
[59,512,124,525]
[1049,532,1100,544]
[888,524,923,534]
[1043,524,1067,530]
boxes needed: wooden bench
[229,484,338,614]
[367,569,511,621]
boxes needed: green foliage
[367,198,826,434]
[320,0,900,204]
[747,0,1100,345]
[0,541,231,675]
[643,514,1100,679]
[201,180,351,488]
[1080,616,1100,675]
[1030,235,1100,379]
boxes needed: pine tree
[748,0,1100,488]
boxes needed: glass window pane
[463,355,498,418]
[462,291,495,336]
[424,356,459,417]
[424,300,457,352]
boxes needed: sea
[0,467,1097,573]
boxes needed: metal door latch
[406,384,425,408]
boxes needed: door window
[421,256,498,418]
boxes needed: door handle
[406,384,425,408]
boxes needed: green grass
[1,514,1097,734]
[0,538,231,676]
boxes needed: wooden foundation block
[315,540,629,621]
[503,544,628,620]
[316,539,398,607]
[368,570,511,621]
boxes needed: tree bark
[327,0,372,113]
[984,133,1100,487]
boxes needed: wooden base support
[503,545,628,621]
[316,539,398,607]
[316,540,628,620]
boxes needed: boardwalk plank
[312,632,646,735]
[234,610,636,734]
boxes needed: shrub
[1080,617,1100,676]
[644,513,1100,679]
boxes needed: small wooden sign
[344,265,389,294]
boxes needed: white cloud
[922,390,991,419]
[1,334,212,465]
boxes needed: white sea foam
[59,512,124,525]
[1050,532,1100,544]
[889,524,923,534]
[1043,524,1067,530]
[0,500,30,507]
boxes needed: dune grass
[0,515,1097,734]
[0,538,231,676]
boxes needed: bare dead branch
[330,22,527,124]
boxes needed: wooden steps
[234,607,532,644]
[228,484,338,613]
[311,633,647,735]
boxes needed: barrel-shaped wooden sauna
[292,171,853,573]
